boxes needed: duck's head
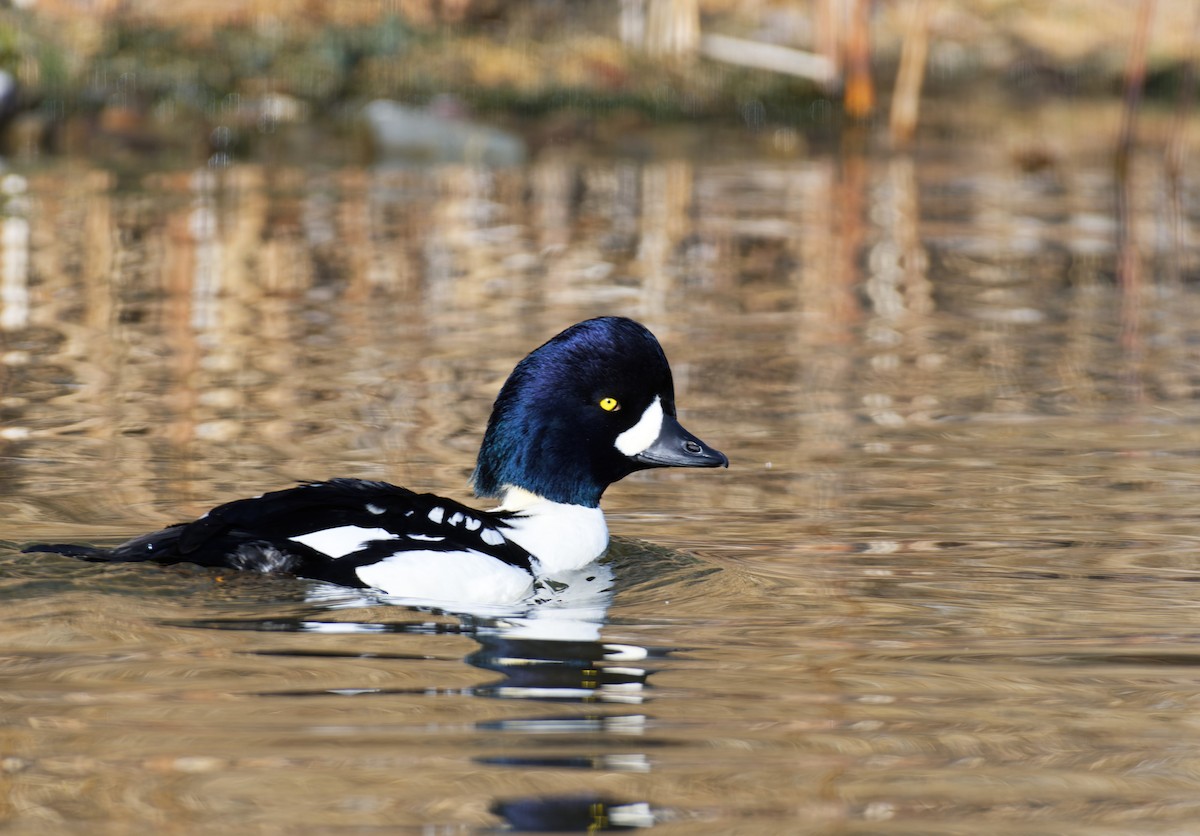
[472,317,728,508]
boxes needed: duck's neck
[495,487,609,574]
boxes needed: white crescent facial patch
[615,396,664,456]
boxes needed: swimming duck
[24,317,727,605]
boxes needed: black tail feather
[22,543,116,561]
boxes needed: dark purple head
[472,317,727,507]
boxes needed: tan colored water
[5,107,1200,832]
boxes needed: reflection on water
[5,104,1200,831]
[196,573,658,829]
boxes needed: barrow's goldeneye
[23,317,727,605]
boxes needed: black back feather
[24,478,534,587]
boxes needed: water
[5,103,1200,832]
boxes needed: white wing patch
[290,503,513,566]
[290,525,400,559]
[615,396,663,456]
[440,508,491,540]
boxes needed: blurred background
[0,0,1184,163]
[5,2,1200,834]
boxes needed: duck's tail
[23,525,187,564]
[22,542,116,561]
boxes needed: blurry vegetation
[0,0,1192,160]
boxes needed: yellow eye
[599,397,620,412]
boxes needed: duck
[23,317,727,606]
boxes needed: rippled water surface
[6,105,1200,833]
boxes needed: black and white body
[24,317,727,606]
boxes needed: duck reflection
[490,795,655,831]
[296,560,652,704]
[467,564,648,705]
[174,555,666,831]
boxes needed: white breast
[496,488,609,574]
